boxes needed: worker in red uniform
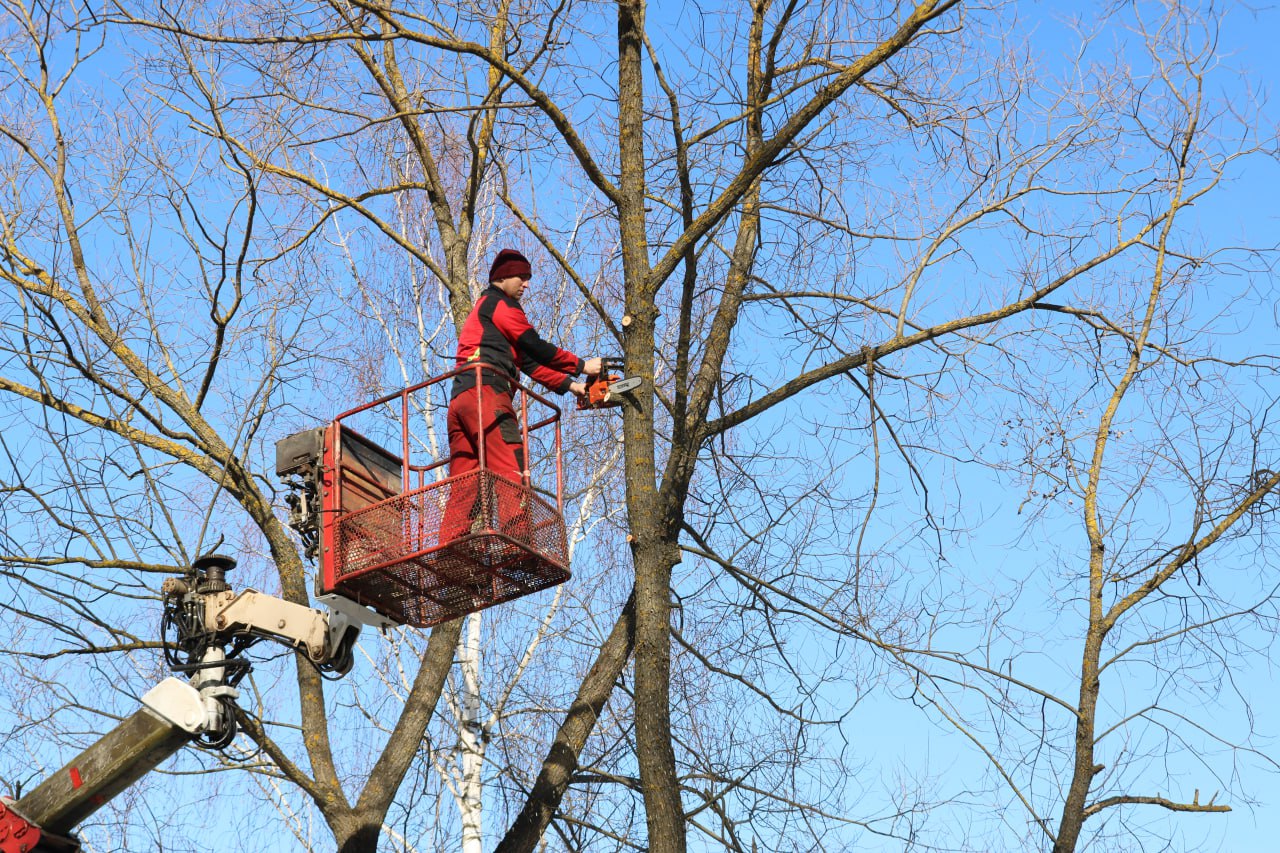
[441,248,600,547]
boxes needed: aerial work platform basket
[281,364,570,628]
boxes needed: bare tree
[3,0,1278,851]
[0,1,465,849]
[859,8,1280,850]
[0,0,619,850]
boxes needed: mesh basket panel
[331,471,569,627]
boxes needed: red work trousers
[440,385,527,547]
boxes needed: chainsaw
[578,357,642,410]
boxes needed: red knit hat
[490,248,532,282]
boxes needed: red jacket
[452,286,583,397]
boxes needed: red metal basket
[317,365,569,627]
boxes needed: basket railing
[329,362,564,509]
[317,364,570,627]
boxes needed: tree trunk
[459,612,485,853]
[1052,627,1103,853]
[615,0,686,847]
[333,813,383,853]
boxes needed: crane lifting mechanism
[1,363,613,852]
[0,553,361,853]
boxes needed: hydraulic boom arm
[0,554,363,853]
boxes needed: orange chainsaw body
[576,361,640,411]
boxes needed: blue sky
[3,1,1280,851]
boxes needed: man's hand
[569,381,587,397]
[582,357,602,376]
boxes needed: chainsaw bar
[606,376,642,397]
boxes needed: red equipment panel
[0,800,44,853]
[318,365,569,627]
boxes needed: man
[441,248,600,549]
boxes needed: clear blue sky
[3,2,1280,851]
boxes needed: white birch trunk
[457,610,485,853]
